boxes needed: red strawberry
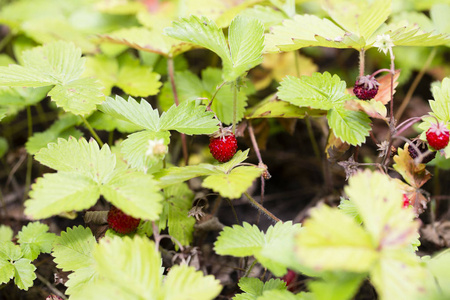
[426,121,449,150]
[107,206,140,234]
[407,139,435,163]
[209,127,238,163]
[402,194,411,208]
[353,75,379,100]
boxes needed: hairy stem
[81,116,103,147]
[381,48,396,166]
[168,56,189,165]
[207,81,227,110]
[232,79,238,134]
[226,197,239,224]
[244,192,281,223]
[359,49,365,77]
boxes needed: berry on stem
[353,75,379,100]
[402,194,411,208]
[107,206,140,234]
[407,139,436,164]
[209,126,238,163]
[426,121,450,150]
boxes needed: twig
[207,81,227,109]
[36,272,67,300]
[395,48,437,121]
[81,116,103,147]
[244,192,281,223]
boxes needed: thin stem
[0,31,13,52]
[370,68,394,78]
[168,56,189,165]
[248,123,262,163]
[36,272,67,300]
[24,106,33,201]
[108,130,114,146]
[243,260,258,277]
[226,198,239,224]
[359,49,365,77]
[81,116,103,147]
[395,48,437,121]
[244,192,281,223]
[381,48,396,166]
[232,80,238,134]
[395,116,423,136]
[207,81,227,109]
[305,117,321,160]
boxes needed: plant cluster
[0,0,450,299]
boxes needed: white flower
[373,34,394,55]
[145,138,167,157]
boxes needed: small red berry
[407,139,435,164]
[209,127,238,163]
[107,206,140,234]
[426,121,450,150]
[402,194,411,208]
[281,269,296,288]
[353,75,379,100]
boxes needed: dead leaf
[326,130,350,162]
[421,221,450,247]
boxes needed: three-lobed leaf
[17,222,56,260]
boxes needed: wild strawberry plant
[0,0,450,299]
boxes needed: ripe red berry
[107,206,140,234]
[209,127,238,163]
[426,121,450,150]
[407,139,435,164]
[353,75,379,100]
[402,194,411,208]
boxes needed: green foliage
[233,277,287,300]
[17,222,56,260]
[0,241,36,290]
[52,226,97,295]
[165,15,265,82]
[160,68,252,124]
[25,137,163,220]
[0,225,13,241]
[159,183,195,247]
[277,72,371,145]
[215,221,302,276]
[71,235,222,300]
[0,41,104,115]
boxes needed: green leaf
[381,23,450,47]
[428,77,450,122]
[65,266,97,295]
[202,166,262,199]
[47,77,104,115]
[35,137,116,184]
[25,172,101,219]
[201,68,250,125]
[370,250,428,300]
[307,273,364,300]
[215,222,265,257]
[93,236,162,298]
[277,73,348,110]
[216,149,251,174]
[327,107,371,146]
[257,289,305,300]
[226,16,264,81]
[25,114,82,155]
[52,226,96,272]
[88,111,143,133]
[0,86,50,107]
[240,5,286,30]
[321,0,391,39]
[0,137,7,159]
[0,225,13,241]
[344,170,420,250]
[100,95,159,131]
[12,258,36,290]
[426,249,450,296]
[160,100,219,135]
[215,222,302,276]
[265,14,363,52]
[295,204,378,273]
[338,198,362,224]
[121,130,170,171]
[155,164,220,188]
[116,54,162,97]
[83,54,119,96]
[17,222,56,260]
[101,171,163,221]
[0,242,18,285]
[161,265,222,300]
[0,41,104,115]
[165,15,232,72]
[161,183,196,247]
[233,277,286,300]
[246,96,326,119]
